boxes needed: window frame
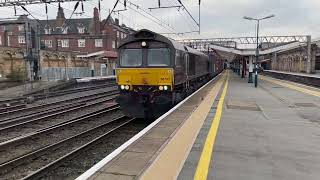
[18,25,24,31]
[146,48,171,67]
[45,28,51,35]
[44,40,52,48]
[78,27,85,34]
[18,35,26,44]
[78,39,86,47]
[95,39,103,47]
[112,40,116,49]
[61,39,69,48]
[62,27,68,34]
[119,48,143,67]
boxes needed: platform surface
[83,71,320,180]
[178,72,320,180]
[84,73,225,180]
[265,69,320,78]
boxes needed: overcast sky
[1,0,319,39]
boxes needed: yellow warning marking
[260,75,320,97]
[194,73,229,180]
[140,72,226,180]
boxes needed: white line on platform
[75,74,221,180]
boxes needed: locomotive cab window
[147,48,170,66]
[120,49,143,67]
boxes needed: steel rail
[32,83,116,100]
[0,102,86,127]
[0,104,26,113]
[0,89,118,117]
[21,118,135,180]
[0,109,123,174]
[0,96,117,133]
[0,105,119,149]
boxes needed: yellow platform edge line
[194,73,229,180]
[140,72,227,180]
[260,75,320,97]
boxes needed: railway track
[0,108,140,180]
[30,82,116,100]
[0,88,118,119]
[0,94,119,143]
[0,104,26,113]
[0,97,25,108]
[23,118,144,180]
[0,82,116,108]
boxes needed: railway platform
[78,70,320,180]
[262,70,320,88]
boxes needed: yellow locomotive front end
[116,68,174,119]
[115,30,176,119]
[117,68,173,91]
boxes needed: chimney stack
[93,7,99,20]
[115,18,119,26]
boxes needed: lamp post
[243,14,275,87]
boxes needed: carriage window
[120,49,142,67]
[147,48,170,66]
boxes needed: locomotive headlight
[159,86,164,90]
[141,41,147,47]
[120,85,125,90]
[125,85,130,90]
[164,86,168,91]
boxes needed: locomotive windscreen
[119,46,171,67]
[147,48,170,66]
[120,49,142,67]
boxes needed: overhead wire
[164,0,196,33]
[176,0,199,27]
[124,0,176,32]
[85,0,144,30]
[117,0,176,34]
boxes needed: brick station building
[0,6,134,81]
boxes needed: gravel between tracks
[0,114,128,180]
[0,96,118,143]
[34,86,117,105]
[0,86,117,120]
[33,119,147,180]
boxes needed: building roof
[76,50,118,58]
[39,18,93,34]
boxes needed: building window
[18,36,25,44]
[18,25,24,31]
[78,27,85,34]
[7,36,10,46]
[57,40,61,47]
[45,28,51,35]
[112,40,116,49]
[95,39,103,47]
[78,39,86,47]
[117,31,120,38]
[45,40,52,48]
[61,39,69,47]
[0,36,2,45]
[62,27,68,34]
